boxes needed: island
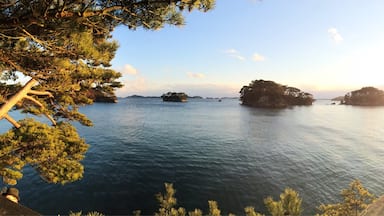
[188,96,203,99]
[87,89,117,103]
[126,95,161,99]
[332,96,344,102]
[239,79,314,108]
[126,95,145,98]
[161,92,188,102]
[342,87,384,106]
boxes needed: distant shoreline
[123,95,239,100]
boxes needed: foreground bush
[153,183,302,216]
[69,180,375,216]
[317,180,376,216]
[151,180,374,216]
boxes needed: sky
[110,0,384,99]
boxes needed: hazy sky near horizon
[111,0,384,98]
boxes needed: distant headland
[119,84,384,107]
[125,95,237,100]
[126,95,160,99]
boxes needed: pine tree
[317,180,375,216]
[155,183,186,216]
[0,0,215,185]
[208,200,221,216]
[263,188,303,216]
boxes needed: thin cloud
[121,64,138,75]
[328,28,343,43]
[225,49,238,54]
[252,53,266,62]
[234,55,246,61]
[114,64,148,96]
[225,49,246,61]
[187,72,205,79]
[116,75,148,96]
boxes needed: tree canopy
[0,0,215,185]
[317,180,375,216]
[343,87,384,106]
[240,80,314,108]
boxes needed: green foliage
[208,200,221,216]
[69,211,104,216]
[69,211,82,216]
[317,180,375,216]
[153,183,303,216]
[0,0,216,86]
[155,183,186,216]
[132,210,142,216]
[69,180,376,216]
[0,0,215,185]
[188,209,203,216]
[0,83,22,104]
[263,188,302,216]
[240,80,314,108]
[153,183,304,216]
[86,212,105,216]
[264,197,284,216]
[280,188,303,216]
[244,207,264,216]
[0,118,88,185]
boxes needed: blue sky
[111,0,384,98]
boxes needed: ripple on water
[7,99,384,215]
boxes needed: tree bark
[0,78,56,128]
[0,79,38,126]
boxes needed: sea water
[2,98,384,215]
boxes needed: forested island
[161,92,188,102]
[239,80,314,108]
[342,87,384,106]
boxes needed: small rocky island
[161,92,188,102]
[342,87,384,106]
[87,89,118,103]
[239,79,314,108]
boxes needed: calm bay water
[2,98,384,215]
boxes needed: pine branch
[2,114,20,128]
[0,78,56,127]
[28,90,53,98]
